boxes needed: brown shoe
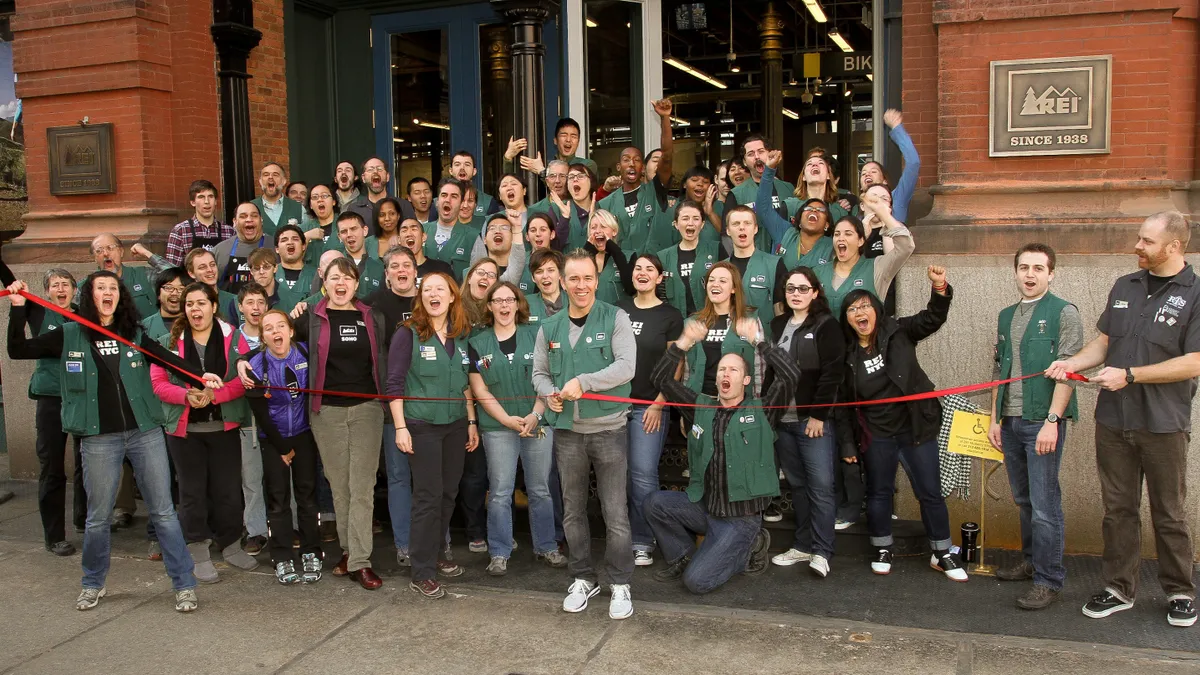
[350,567,382,590]
[996,560,1034,581]
[1016,584,1061,610]
[410,579,445,598]
[331,553,350,577]
[320,521,338,543]
[437,560,463,578]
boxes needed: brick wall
[903,0,1198,187]
[247,0,291,189]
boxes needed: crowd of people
[4,99,1195,629]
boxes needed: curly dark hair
[77,271,144,340]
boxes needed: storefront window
[583,0,636,181]
[390,29,451,192]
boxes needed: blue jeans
[864,433,951,550]
[627,404,668,552]
[1001,417,1067,590]
[482,428,557,557]
[383,422,412,553]
[644,490,761,594]
[776,419,837,558]
[80,427,195,591]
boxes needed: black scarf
[183,329,227,424]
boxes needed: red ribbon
[2,287,1089,409]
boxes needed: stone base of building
[3,211,178,263]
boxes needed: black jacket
[763,311,845,421]
[835,285,952,457]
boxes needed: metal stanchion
[972,458,996,576]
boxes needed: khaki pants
[310,403,385,573]
[1095,423,1195,601]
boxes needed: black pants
[409,420,468,582]
[167,428,244,549]
[457,440,489,541]
[260,430,321,563]
[34,396,85,545]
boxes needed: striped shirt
[164,217,235,265]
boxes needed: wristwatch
[467,420,478,426]
[1125,367,1136,385]
[533,411,544,422]
[1045,413,1060,424]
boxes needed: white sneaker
[562,578,600,613]
[771,548,812,567]
[834,519,855,531]
[809,555,830,578]
[609,584,633,620]
[633,550,654,566]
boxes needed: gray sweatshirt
[532,304,637,434]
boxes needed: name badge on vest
[420,345,437,361]
[690,423,704,439]
[68,351,84,358]
[65,361,83,373]
[549,341,561,350]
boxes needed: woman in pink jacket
[151,282,257,583]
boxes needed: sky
[0,42,18,120]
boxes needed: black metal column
[484,25,514,188]
[759,2,785,152]
[211,1,262,214]
[493,0,559,199]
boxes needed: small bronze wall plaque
[47,123,116,195]
[990,55,1111,157]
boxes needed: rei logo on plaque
[989,55,1111,157]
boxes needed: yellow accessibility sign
[946,410,1004,463]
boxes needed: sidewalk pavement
[1,476,1198,674]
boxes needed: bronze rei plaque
[47,123,116,195]
[989,55,1111,157]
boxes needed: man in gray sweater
[532,249,637,620]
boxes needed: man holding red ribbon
[1048,211,1198,629]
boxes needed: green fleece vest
[731,176,795,253]
[274,265,317,313]
[29,309,68,398]
[468,324,540,431]
[423,221,479,281]
[658,242,719,317]
[140,313,170,341]
[816,256,876,316]
[599,182,678,258]
[995,293,1079,422]
[685,316,759,394]
[525,293,549,325]
[59,323,164,437]
[404,329,469,424]
[595,256,627,306]
[518,263,536,296]
[351,255,386,299]
[158,328,251,432]
[736,250,780,340]
[777,232,834,270]
[541,300,630,430]
[686,396,781,503]
[120,266,159,320]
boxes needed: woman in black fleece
[763,267,846,577]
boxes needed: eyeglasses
[489,297,517,306]
[567,173,588,181]
[801,206,827,214]
[785,285,813,294]
[473,270,498,280]
[846,303,874,315]
[93,245,118,255]
[486,224,512,233]
[162,285,186,294]
[546,173,567,180]
[251,264,275,272]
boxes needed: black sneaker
[1167,597,1197,627]
[743,529,771,575]
[654,556,690,583]
[1082,589,1133,619]
[870,548,893,575]
[762,502,783,523]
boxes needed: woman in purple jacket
[245,308,322,586]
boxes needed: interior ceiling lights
[664,56,728,90]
